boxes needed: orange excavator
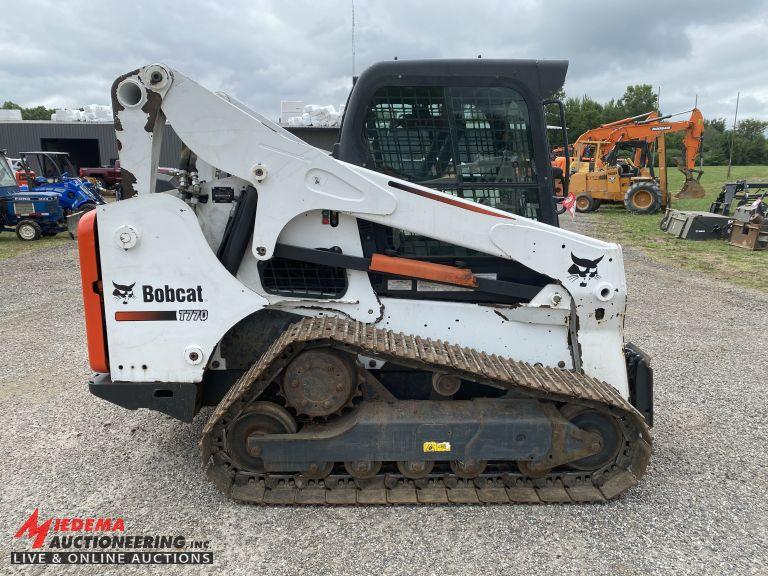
[562,108,705,214]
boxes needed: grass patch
[0,232,71,260]
[591,165,768,291]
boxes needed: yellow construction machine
[565,109,705,214]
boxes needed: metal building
[0,121,339,172]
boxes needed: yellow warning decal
[423,441,451,453]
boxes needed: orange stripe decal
[115,311,177,321]
[388,180,514,220]
[77,210,109,372]
[370,254,478,288]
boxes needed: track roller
[397,460,434,479]
[450,459,487,479]
[344,460,382,479]
[301,462,334,479]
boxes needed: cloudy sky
[1,0,767,121]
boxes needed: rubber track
[200,317,652,504]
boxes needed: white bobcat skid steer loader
[78,60,653,505]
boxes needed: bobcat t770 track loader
[78,60,653,504]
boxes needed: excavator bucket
[675,178,706,199]
[674,165,706,199]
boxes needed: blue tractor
[1,150,67,240]
[19,151,105,214]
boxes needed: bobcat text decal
[111,282,204,304]
[142,284,204,303]
[110,281,207,322]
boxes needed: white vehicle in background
[3,156,21,172]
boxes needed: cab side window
[364,85,541,257]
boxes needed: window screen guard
[364,85,541,258]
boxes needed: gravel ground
[1,220,766,576]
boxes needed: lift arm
[113,65,624,287]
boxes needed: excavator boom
[574,108,703,169]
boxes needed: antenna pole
[727,92,739,179]
[695,94,704,170]
[351,0,356,80]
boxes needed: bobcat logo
[112,281,135,304]
[568,253,603,287]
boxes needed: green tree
[707,118,726,132]
[601,98,625,124]
[2,100,54,120]
[22,105,54,120]
[617,84,658,117]
[730,119,768,165]
[552,84,765,165]
[545,88,566,128]
[700,118,729,165]
[559,85,658,143]
[564,95,605,143]
[669,117,766,166]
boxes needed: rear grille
[259,257,347,298]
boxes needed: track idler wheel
[397,460,434,479]
[516,403,620,477]
[450,459,487,479]
[559,405,622,471]
[226,401,297,471]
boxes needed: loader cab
[333,59,567,302]
[335,59,565,227]
[21,151,77,183]
[0,151,16,196]
[606,140,654,178]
